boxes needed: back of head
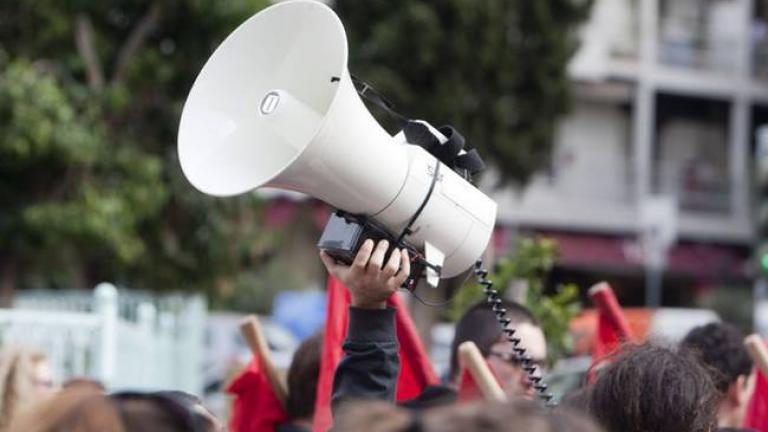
[9,386,124,432]
[589,343,718,432]
[680,322,753,394]
[425,400,604,432]
[113,392,216,432]
[334,399,604,432]
[449,299,538,379]
[558,386,592,415]
[286,332,323,421]
[13,386,215,432]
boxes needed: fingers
[351,239,375,273]
[367,240,389,272]
[392,249,411,287]
[319,251,340,274]
[381,248,401,279]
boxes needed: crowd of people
[0,239,762,432]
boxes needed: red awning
[532,231,749,280]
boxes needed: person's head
[286,332,323,424]
[150,391,222,432]
[11,385,220,432]
[680,322,755,428]
[0,347,54,430]
[588,343,719,432]
[558,386,592,415]
[449,299,546,397]
[334,399,604,432]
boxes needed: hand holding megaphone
[320,239,410,309]
[178,0,497,287]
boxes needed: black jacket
[330,306,457,416]
[331,306,400,411]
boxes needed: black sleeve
[331,306,400,412]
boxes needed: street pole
[645,265,663,308]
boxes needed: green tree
[0,1,276,304]
[335,0,592,185]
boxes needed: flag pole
[745,334,768,377]
[240,315,288,407]
[458,341,507,402]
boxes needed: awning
[530,230,750,280]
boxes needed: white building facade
[491,0,768,307]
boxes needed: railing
[655,161,732,215]
[0,283,206,395]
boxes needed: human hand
[320,239,410,309]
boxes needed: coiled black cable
[473,260,555,406]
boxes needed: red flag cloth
[227,355,289,432]
[392,291,441,400]
[744,340,768,431]
[590,283,633,362]
[312,276,440,432]
[312,276,350,432]
[456,360,501,403]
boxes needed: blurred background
[2,0,768,418]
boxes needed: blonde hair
[0,347,48,431]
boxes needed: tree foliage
[335,0,592,185]
[0,0,274,301]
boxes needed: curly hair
[588,343,719,432]
[680,322,753,394]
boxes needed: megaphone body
[178,0,497,279]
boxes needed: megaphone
[178,0,496,284]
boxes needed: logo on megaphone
[178,0,497,285]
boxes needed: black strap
[454,148,486,175]
[403,121,440,153]
[433,126,464,164]
[349,76,486,177]
[351,74,408,127]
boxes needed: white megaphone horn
[178,0,497,284]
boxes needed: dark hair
[680,322,753,394]
[588,343,719,432]
[286,332,323,420]
[335,399,604,432]
[449,299,538,379]
[112,392,213,432]
[558,386,592,415]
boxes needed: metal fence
[0,283,206,395]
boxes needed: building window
[653,93,731,214]
[658,0,741,74]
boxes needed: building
[490,0,768,314]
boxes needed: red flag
[456,360,501,403]
[590,282,633,362]
[312,276,440,432]
[227,355,289,432]
[457,367,483,402]
[312,276,350,432]
[744,339,768,431]
[392,291,441,400]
